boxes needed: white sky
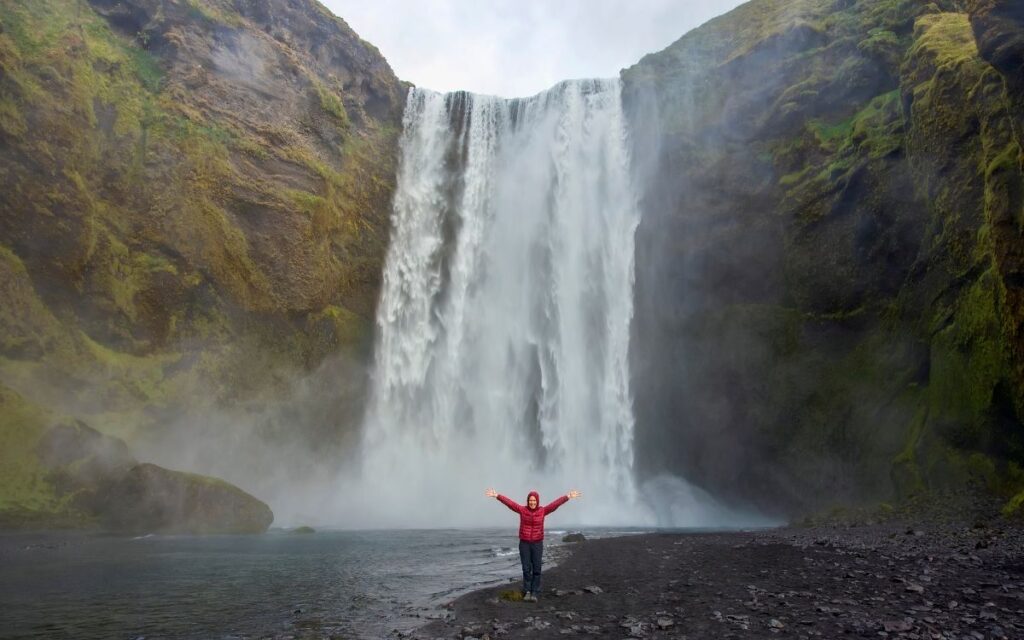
[322,1,748,97]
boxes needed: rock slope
[0,0,405,526]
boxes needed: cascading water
[348,79,750,529]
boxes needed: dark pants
[519,540,543,595]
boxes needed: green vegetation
[0,0,403,527]
[315,82,351,129]
[0,386,61,514]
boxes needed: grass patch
[0,385,60,513]
[909,13,979,69]
[499,589,525,602]
[315,82,350,129]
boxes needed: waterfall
[353,79,646,527]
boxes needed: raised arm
[544,495,569,513]
[497,494,524,513]
[545,489,581,514]
[487,488,523,514]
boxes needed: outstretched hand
[485,488,498,498]
[568,489,582,499]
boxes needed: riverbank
[413,521,1024,639]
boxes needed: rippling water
[0,527,643,639]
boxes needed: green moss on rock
[94,463,274,534]
[0,0,405,529]
[0,385,66,518]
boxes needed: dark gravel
[409,521,1024,639]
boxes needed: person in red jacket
[485,487,582,602]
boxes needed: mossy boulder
[0,387,273,533]
[35,419,137,502]
[34,420,274,534]
[94,463,273,534]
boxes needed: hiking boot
[524,592,537,602]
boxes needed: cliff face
[0,0,405,525]
[624,0,1024,516]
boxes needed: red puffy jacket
[498,491,568,542]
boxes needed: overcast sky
[322,1,747,97]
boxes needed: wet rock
[583,585,603,594]
[30,422,274,534]
[36,421,136,483]
[619,618,648,637]
[562,532,586,543]
[553,588,583,597]
[882,619,913,632]
[94,463,274,534]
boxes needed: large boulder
[94,463,274,534]
[29,420,273,534]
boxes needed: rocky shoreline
[413,521,1024,639]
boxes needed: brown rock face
[77,0,406,320]
[0,0,406,470]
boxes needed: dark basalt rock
[968,0,1024,85]
[622,0,1024,518]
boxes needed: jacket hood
[527,491,540,510]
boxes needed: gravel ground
[411,520,1024,639]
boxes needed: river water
[0,527,648,639]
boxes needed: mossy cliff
[624,0,1024,517]
[0,0,404,526]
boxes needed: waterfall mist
[339,80,765,529]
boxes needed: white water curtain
[354,80,644,527]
